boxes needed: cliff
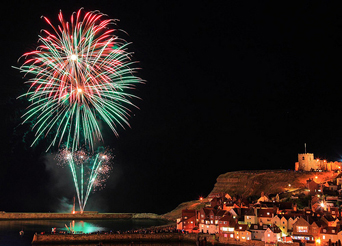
[162,170,338,220]
[210,170,336,197]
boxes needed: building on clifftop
[295,152,341,171]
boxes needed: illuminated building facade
[295,153,341,171]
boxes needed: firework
[15,9,142,151]
[57,148,113,212]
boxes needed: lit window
[297,226,308,233]
[230,234,234,238]
[323,236,325,239]
[267,212,270,215]
[268,234,270,237]
[332,230,335,233]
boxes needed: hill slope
[162,170,338,220]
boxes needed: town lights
[288,184,291,187]
[199,197,203,202]
[316,238,321,245]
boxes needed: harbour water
[0,219,177,246]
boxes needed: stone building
[295,153,341,171]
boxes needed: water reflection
[0,219,171,246]
[62,220,106,234]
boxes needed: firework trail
[57,148,112,212]
[15,9,142,212]
[15,9,142,152]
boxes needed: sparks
[57,148,113,212]
[15,9,142,152]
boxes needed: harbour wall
[0,212,160,220]
[32,233,301,246]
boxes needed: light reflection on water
[0,219,175,246]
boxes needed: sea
[0,219,189,246]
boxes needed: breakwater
[0,212,161,220]
[32,233,197,244]
[32,233,301,246]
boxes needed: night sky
[1,1,342,215]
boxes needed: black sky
[0,1,342,215]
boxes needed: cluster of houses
[177,177,342,245]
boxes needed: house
[328,207,340,219]
[218,213,237,239]
[178,209,197,232]
[198,208,214,224]
[321,215,339,227]
[198,208,217,233]
[214,210,228,224]
[292,217,317,243]
[257,208,273,225]
[273,215,290,236]
[307,179,320,195]
[234,224,251,242]
[264,226,282,243]
[320,226,342,245]
[244,208,257,225]
[257,193,270,203]
[233,207,251,223]
[288,216,299,232]
[200,209,228,234]
[249,224,268,241]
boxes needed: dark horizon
[1,1,342,215]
